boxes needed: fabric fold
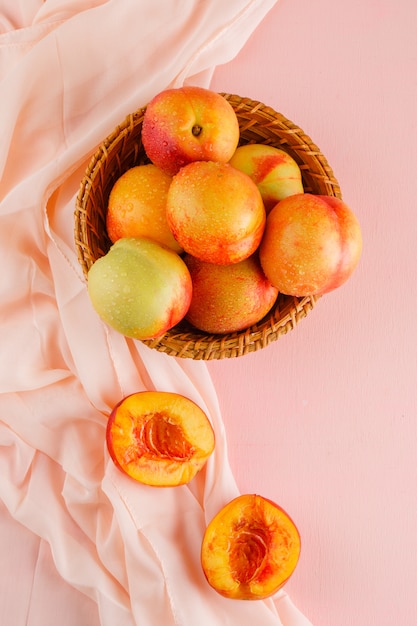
[0,1,314,624]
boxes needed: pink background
[208,1,417,625]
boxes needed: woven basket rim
[74,93,341,359]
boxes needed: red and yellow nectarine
[184,253,278,334]
[229,143,304,213]
[166,161,266,265]
[141,86,240,176]
[259,193,362,296]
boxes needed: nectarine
[107,391,215,487]
[87,237,192,340]
[106,164,182,253]
[142,86,240,176]
[201,494,301,600]
[229,143,304,213]
[166,161,266,265]
[259,193,362,296]
[184,254,278,334]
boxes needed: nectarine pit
[230,520,270,585]
[134,411,194,462]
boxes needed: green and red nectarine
[87,237,192,340]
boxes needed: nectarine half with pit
[106,391,215,487]
[201,494,301,600]
[166,161,266,265]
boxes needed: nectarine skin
[184,254,278,334]
[106,164,182,253]
[106,391,215,487]
[201,494,301,600]
[87,237,192,340]
[142,86,240,176]
[259,193,362,296]
[166,161,266,265]
[229,144,304,213]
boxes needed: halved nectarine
[106,391,215,487]
[201,494,301,600]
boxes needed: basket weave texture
[74,94,342,360]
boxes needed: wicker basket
[74,93,342,360]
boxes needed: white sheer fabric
[0,2,313,624]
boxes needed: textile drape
[0,2,313,624]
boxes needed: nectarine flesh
[106,391,215,487]
[201,494,301,600]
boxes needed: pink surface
[208,2,417,625]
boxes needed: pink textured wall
[208,2,417,625]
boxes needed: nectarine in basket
[75,92,343,359]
